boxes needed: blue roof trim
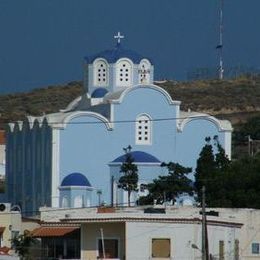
[61,172,92,187]
[112,151,161,163]
[84,44,153,64]
[91,88,108,98]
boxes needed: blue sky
[0,0,260,94]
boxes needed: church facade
[6,35,232,215]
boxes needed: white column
[223,131,232,159]
[51,128,60,207]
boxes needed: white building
[36,206,251,260]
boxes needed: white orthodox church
[5,33,232,215]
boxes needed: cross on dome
[114,32,124,44]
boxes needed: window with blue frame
[252,242,260,254]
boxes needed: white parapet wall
[40,206,97,222]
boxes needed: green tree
[139,162,193,205]
[195,138,260,208]
[237,116,260,141]
[118,145,138,207]
[11,230,37,260]
[194,137,216,202]
[194,136,231,206]
[219,153,260,208]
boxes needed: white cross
[114,32,124,44]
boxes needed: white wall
[125,221,239,260]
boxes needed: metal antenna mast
[217,0,224,80]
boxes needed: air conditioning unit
[0,203,11,212]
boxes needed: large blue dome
[112,151,161,164]
[85,44,152,64]
[61,172,91,187]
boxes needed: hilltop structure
[6,34,232,215]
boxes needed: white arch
[178,115,232,132]
[61,96,83,112]
[107,84,180,106]
[61,111,113,130]
[138,59,152,84]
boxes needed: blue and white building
[6,34,232,215]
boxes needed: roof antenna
[216,0,224,80]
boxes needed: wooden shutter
[152,238,171,258]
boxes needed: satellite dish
[0,203,6,211]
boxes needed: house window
[219,240,224,260]
[152,238,170,258]
[98,239,119,258]
[94,60,108,86]
[139,59,151,84]
[252,242,260,254]
[136,114,152,145]
[116,60,132,86]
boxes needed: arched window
[62,196,69,208]
[138,59,151,84]
[93,59,108,86]
[74,195,83,208]
[116,59,132,87]
[136,114,152,145]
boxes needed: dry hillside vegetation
[0,75,260,129]
[159,76,260,122]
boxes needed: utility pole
[111,175,114,207]
[202,186,209,260]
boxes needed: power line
[3,114,218,127]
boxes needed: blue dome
[112,151,161,164]
[61,172,91,187]
[91,88,108,98]
[85,44,152,64]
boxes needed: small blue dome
[112,151,160,164]
[91,88,108,98]
[61,172,91,187]
[85,44,152,64]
